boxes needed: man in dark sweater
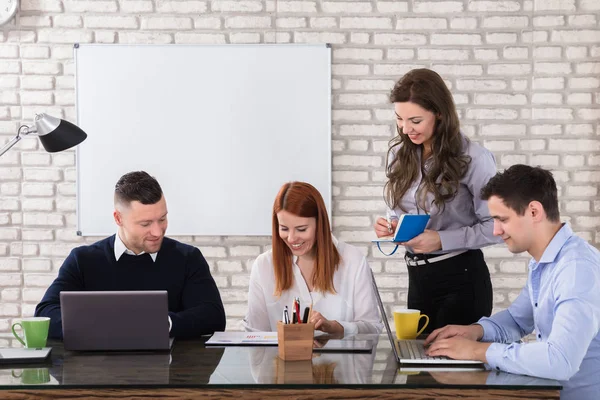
[35,171,226,339]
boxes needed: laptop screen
[369,269,400,361]
[60,290,171,351]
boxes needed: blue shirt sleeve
[478,285,534,344]
[483,258,600,381]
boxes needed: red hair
[272,182,340,296]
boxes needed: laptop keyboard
[398,340,445,361]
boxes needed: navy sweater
[34,235,226,340]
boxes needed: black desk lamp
[0,113,88,157]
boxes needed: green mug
[12,368,50,384]
[11,317,50,348]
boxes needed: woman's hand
[374,217,398,238]
[402,229,442,253]
[309,311,344,336]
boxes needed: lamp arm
[0,136,22,157]
[0,125,37,158]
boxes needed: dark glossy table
[0,334,561,399]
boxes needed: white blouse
[242,237,383,336]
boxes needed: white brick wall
[0,0,598,333]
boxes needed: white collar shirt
[114,232,158,262]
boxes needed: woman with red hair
[243,182,382,336]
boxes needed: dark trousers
[407,249,493,333]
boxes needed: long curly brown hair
[385,69,471,213]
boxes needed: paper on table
[0,348,52,364]
[206,332,373,353]
[206,332,278,346]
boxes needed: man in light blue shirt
[424,164,600,400]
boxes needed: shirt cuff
[437,230,462,252]
[485,342,507,371]
[477,319,497,342]
[337,321,358,337]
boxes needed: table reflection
[0,368,58,386]
[59,353,172,385]
[250,335,380,384]
[0,335,561,394]
[41,340,225,386]
[379,350,561,388]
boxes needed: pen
[386,209,398,234]
[302,307,310,324]
[292,298,297,319]
[292,307,297,324]
[296,297,302,324]
[284,306,290,324]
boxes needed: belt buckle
[404,253,418,267]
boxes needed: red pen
[292,307,297,324]
[292,299,297,324]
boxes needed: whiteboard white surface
[75,44,331,236]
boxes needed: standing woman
[374,68,501,333]
[243,182,382,336]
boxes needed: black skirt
[406,249,493,333]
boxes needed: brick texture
[0,0,598,333]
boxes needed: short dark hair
[481,165,560,222]
[114,171,163,206]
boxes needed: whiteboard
[75,44,331,236]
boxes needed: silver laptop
[370,270,482,366]
[60,291,174,351]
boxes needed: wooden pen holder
[277,321,314,361]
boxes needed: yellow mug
[393,308,429,340]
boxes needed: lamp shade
[35,113,88,153]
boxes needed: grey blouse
[388,136,503,254]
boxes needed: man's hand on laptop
[425,336,491,363]
[424,324,484,346]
